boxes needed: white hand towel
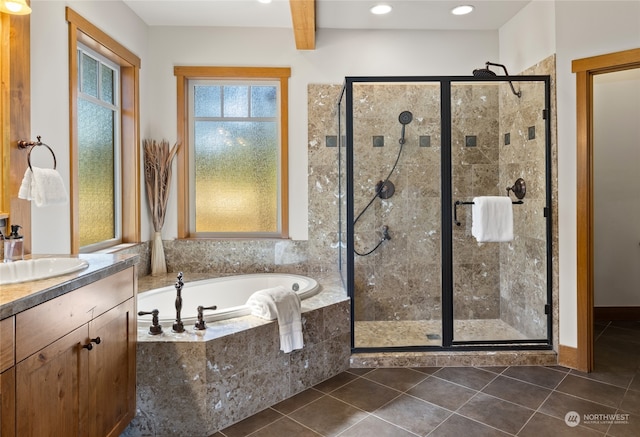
[18,167,69,207]
[247,285,303,353]
[471,196,513,242]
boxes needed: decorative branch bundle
[144,139,179,276]
[143,139,179,232]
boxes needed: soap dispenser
[4,225,24,262]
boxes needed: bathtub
[137,273,320,327]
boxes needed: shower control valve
[382,225,391,241]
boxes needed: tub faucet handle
[138,309,163,335]
[194,305,218,331]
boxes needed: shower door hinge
[545,304,551,315]
[543,109,549,119]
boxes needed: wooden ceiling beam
[289,0,315,50]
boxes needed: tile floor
[214,321,640,437]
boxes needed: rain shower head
[472,68,497,78]
[399,111,413,145]
[473,61,522,98]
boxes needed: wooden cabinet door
[15,326,89,437]
[1,367,16,437]
[89,299,136,437]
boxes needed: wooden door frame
[572,47,640,372]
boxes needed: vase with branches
[144,139,179,275]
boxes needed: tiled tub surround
[122,272,350,437]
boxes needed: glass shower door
[349,80,443,348]
[450,79,550,344]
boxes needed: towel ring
[17,136,57,171]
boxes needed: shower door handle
[453,200,473,226]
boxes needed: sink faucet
[172,272,185,333]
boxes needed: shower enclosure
[337,75,552,351]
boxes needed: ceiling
[122,0,532,49]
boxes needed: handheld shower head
[399,111,413,125]
[473,62,522,98]
[398,111,413,145]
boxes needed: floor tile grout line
[426,411,519,437]
[270,387,326,416]
[367,392,457,437]
[360,370,430,393]
[513,371,568,436]
[548,387,628,413]
[241,414,292,437]
[496,369,567,391]
[282,394,372,437]
[437,391,522,436]
[283,410,352,437]
[333,407,424,437]
[565,369,636,391]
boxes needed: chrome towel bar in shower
[454,199,523,226]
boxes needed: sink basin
[0,258,89,285]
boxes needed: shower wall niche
[338,73,553,351]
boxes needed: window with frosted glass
[189,81,280,235]
[77,47,121,249]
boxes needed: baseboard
[558,344,580,370]
[594,306,640,321]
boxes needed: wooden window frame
[174,66,291,239]
[67,8,141,253]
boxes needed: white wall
[30,1,149,253]
[145,26,499,240]
[554,0,640,347]
[499,0,640,347]
[499,0,556,72]
[594,69,640,306]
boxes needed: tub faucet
[173,272,185,333]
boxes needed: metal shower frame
[338,74,553,353]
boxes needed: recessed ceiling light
[370,4,392,15]
[451,5,474,16]
[257,0,272,4]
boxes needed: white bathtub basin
[0,258,89,285]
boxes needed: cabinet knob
[82,337,101,351]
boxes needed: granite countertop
[0,253,138,320]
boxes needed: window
[67,8,141,253]
[175,67,291,238]
[76,45,121,250]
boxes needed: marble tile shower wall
[349,83,443,322]
[451,83,502,320]
[499,55,558,340]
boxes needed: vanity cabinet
[3,266,136,437]
[0,317,15,437]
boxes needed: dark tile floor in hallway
[214,321,640,437]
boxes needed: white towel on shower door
[471,196,514,242]
[247,285,304,353]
